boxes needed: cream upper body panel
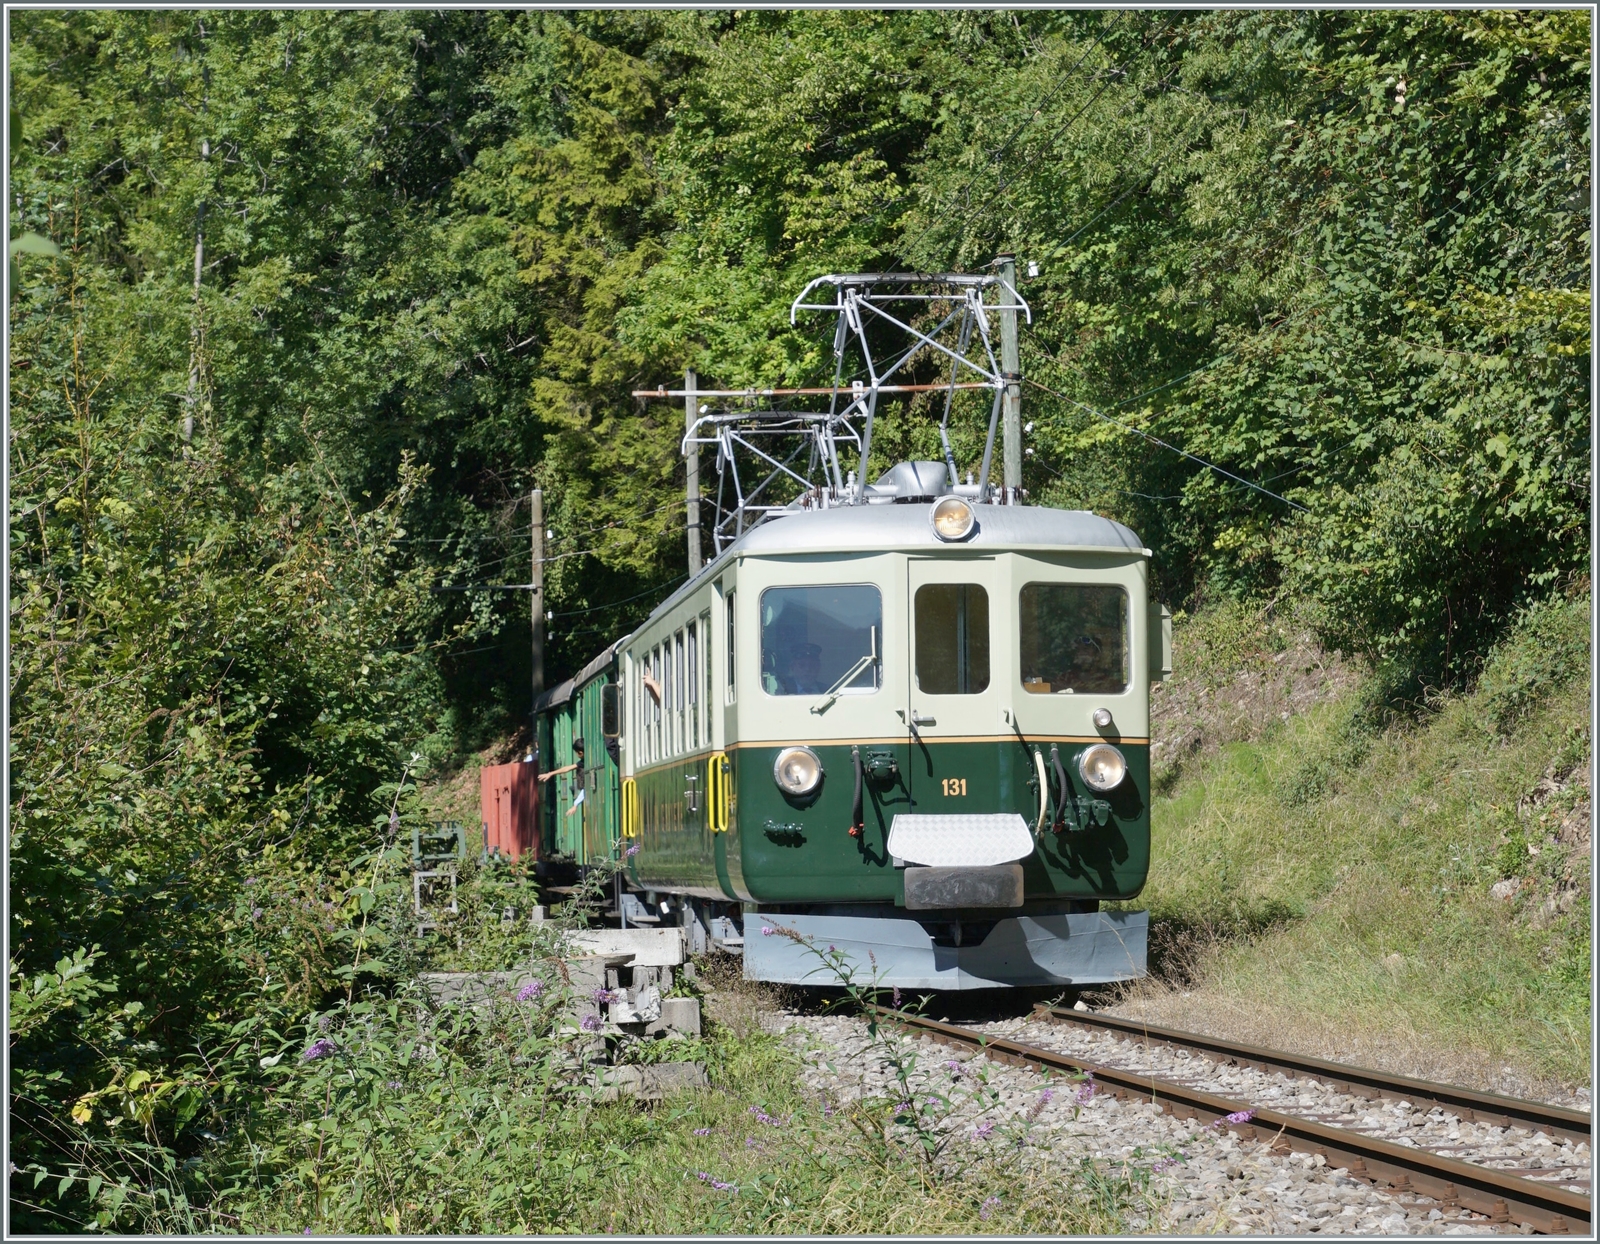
[618,504,1153,764]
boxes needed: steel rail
[869,1007,1590,1235]
[1037,1005,1591,1147]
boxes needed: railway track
[870,1005,1591,1235]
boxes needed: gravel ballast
[762,1007,1563,1235]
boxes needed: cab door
[905,558,1012,815]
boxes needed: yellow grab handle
[707,751,730,832]
[621,777,639,838]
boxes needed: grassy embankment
[1114,595,1591,1093]
[212,769,1158,1235]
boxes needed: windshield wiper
[811,626,878,715]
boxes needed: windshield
[760,585,881,696]
[1019,583,1128,694]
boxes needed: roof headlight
[1077,743,1127,792]
[773,746,823,796]
[930,495,976,541]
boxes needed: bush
[1477,594,1590,734]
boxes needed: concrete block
[593,1062,707,1103]
[566,927,685,967]
[610,985,661,1025]
[646,997,701,1038]
[632,964,674,991]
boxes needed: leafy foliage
[7,8,1588,1230]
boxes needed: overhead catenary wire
[550,573,689,620]
[1023,376,1309,513]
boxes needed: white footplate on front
[886,813,1034,868]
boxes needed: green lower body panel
[629,737,1148,907]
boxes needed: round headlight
[773,746,823,796]
[1078,743,1127,793]
[930,495,976,542]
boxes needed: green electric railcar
[536,463,1170,989]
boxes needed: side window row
[631,609,715,765]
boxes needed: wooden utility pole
[997,254,1022,505]
[530,488,545,702]
[685,367,703,574]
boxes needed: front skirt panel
[744,909,1148,989]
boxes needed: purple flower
[979,1195,1002,1221]
[822,1102,834,1117]
[1225,1109,1254,1125]
[828,944,836,952]
[945,1059,963,1077]
[926,1097,941,1107]
[891,987,901,1008]
[301,1038,335,1062]
[244,877,258,887]
[386,1080,402,1091]
[317,1015,331,1033]
[252,907,263,921]
[580,1013,603,1032]
[1152,1156,1177,1173]
[972,1120,995,1141]
[894,1100,912,1114]
[593,987,620,1005]
[761,926,774,937]
[695,1171,737,1192]
[747,1105,781,1126]
[517,981,545,1002]
[693,1127,711,1136]
[625,843,640,857]
[1074,1073,1096,1106]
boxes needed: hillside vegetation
[1121,594,1590,1090]
[8,10,1590,1231]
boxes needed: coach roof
[733,501,1145,557]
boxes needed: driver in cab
[772,640,826,695]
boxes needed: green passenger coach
[540,458,1171,990]
[533,640,625,869]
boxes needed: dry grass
[1105,978,1587,1108]
[1149,598,1363,795]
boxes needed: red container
[481,760,539,860]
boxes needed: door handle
[910,712,936,727]
[684,772,699,813]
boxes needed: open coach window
[760,585,881,697]
[1020,583,1129,694]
